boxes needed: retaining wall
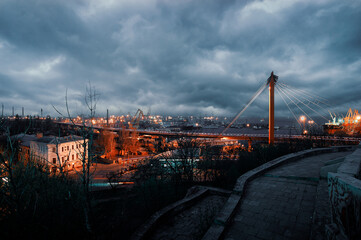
[327,143,361,240]
[130,186,231,240]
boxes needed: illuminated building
[29,134,88,171]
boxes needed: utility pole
[12,106,14,117]
[1,104,3,117]
[41,108,43,118]
[22,107,24,117]
[268,71,278,145]
[106,109,109,127]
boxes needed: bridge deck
[57,122,360,143]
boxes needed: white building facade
[30,135,88,170]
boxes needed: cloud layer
[0,0,360,119]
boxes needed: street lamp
[300,116,306,134]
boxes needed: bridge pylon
[268,71,278,145]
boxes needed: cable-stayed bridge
[57,71,360,146]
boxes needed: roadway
[67,155,149,189]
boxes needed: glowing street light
[300,116,306,134]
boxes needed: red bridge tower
[268,72,278,145]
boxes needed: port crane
[130,109,145,129]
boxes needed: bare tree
[159,137,202,184]
[98,130,117,159]
[117,124,141,157]
[106,170,124,190]
[52,82,100,233]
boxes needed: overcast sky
[0,0,360,120]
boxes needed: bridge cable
[220,82,267,135]
[278,82,330,110]
[280,86,329,112]
[278,85,328,121]
[276,85,318,125]
[277,83,331,119]
[277,85,318,125]
[278,82,329,103]
[275,87,303,128]
[278,81,337,120]
[278,82,331,107]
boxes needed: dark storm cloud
[0,0,360,119]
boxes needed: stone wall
[328,143,361,240]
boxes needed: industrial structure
[324,108,361,135]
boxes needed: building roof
[12,134,84,146]
[36,137,54,144]
[11,134,38,147]
[34,135,84,145]
[12,134,85,147]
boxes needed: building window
[72,155,74,160]
[62,147,64,152]
[52,147,56,152]
[72,145,74,150]
[53,158,56,164]
[67,146,69,151]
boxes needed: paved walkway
[224,151,351,240]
